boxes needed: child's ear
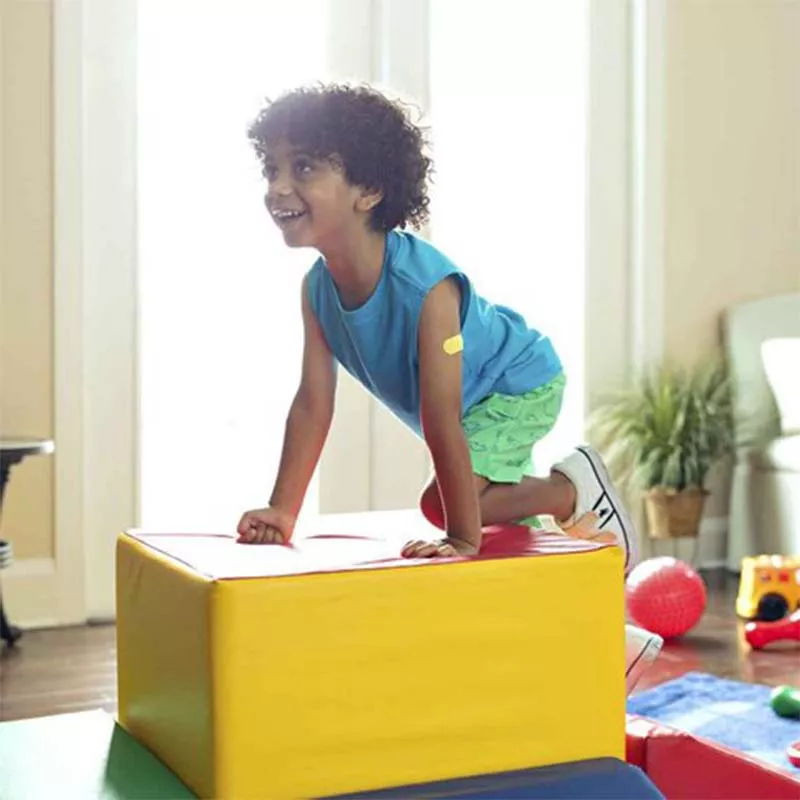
[356,187,383,214]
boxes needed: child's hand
[401,536,479,559]
[236,506,296,545]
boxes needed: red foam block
[626,714,800,799]
[625,716,652,771]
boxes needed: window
[137,1,329,529]
[429,0,589,473]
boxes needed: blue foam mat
[329,758,664,799]
[627,671,800,775]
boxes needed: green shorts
[462,372,566,485]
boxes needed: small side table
[1,438,55,646]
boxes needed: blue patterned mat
[627,671,800,775]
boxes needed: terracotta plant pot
[644,487,708,539]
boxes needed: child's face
[262,139,379,250]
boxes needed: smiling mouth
[271,209,307,224]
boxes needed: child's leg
[419,471,575,529]
[420,375,572,527]
[419,374,639,572]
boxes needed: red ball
[626,557,707,639]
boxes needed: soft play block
[117,510,626,799]
[332,758,664,798]
[624,715,650,770]
[625,714,800,799]
[0,709,195,799]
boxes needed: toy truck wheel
[756,593,789,622]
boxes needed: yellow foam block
[116,511,625,799]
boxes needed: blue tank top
[306,230,562,436]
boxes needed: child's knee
[419,483,445,530]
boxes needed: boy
[237,83,638,571]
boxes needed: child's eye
[264,164,278,182]
[293,159,314,178]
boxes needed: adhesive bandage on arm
[443,334,464,355]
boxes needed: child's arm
[237,276,336,543]
[414,276,482,555]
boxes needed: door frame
[53,0,138,622]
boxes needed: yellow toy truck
[736,554,800,621]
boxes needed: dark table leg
[0,593,21,646]
[0,455,22,646]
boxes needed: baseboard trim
[699,516,728,569]
[699,560,728,570]
[2,558,59,629]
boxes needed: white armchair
[723,292,800,571]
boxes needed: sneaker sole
[576,445,636,571]
[625,626,663,694]
[625,630,663,679]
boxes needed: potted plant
[588,360,734,539]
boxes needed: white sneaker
[625,623,663,695]
[553,445,639,573]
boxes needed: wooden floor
[632,570,800,692]
[0,622,117,722]
[1,571,798,722]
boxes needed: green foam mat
[0,709,196,799]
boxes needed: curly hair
[247,83,433,232]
